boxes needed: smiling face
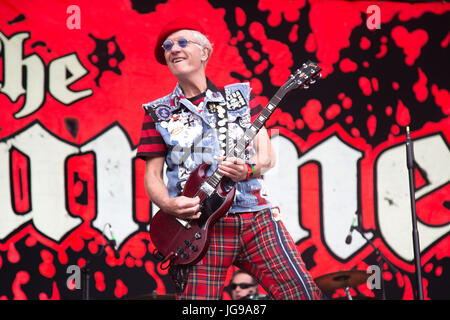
[164,29,209,80]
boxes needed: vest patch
[225,90,246,110]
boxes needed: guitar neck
[206,87,285,188]
[205,60,321,189]
[231,87,285,158]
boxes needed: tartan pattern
[178,208,322,300]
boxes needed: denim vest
[143,81,272,213]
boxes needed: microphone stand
[405,126,424,300]
[81,260,92,300]
[80,224,110,300]
[353,224,399,300]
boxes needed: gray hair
[190,30,213,64]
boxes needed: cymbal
[332,294,378,300]
[314,270,370,291]
[127,293,177,300]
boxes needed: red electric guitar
[150,61,321,267]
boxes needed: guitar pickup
[199,181,215,196]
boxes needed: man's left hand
[217,156,248,182]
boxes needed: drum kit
[314,270,375,300]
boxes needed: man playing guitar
[136,17,321,300]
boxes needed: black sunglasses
[231,282,256,290]
[162,37,200,51]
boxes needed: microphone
[345,212,358,244]
[240,291,256,300]
[406,126,415,170]
[240,292,270,300]
[106,224,120,259]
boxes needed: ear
[200,47,210,63]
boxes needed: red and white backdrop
[0,0,449,300]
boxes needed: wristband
[245,163,255,180]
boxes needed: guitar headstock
[280,60,322,95]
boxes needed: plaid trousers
[178,208,322,300]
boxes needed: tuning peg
[303,85,309,89]
[309,79,316,84]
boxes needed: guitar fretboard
[206,88,287,188]
[204,61,320,189]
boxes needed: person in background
[230,270,263,300]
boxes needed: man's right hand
[162,195,202,220]
[144,157,202,220]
